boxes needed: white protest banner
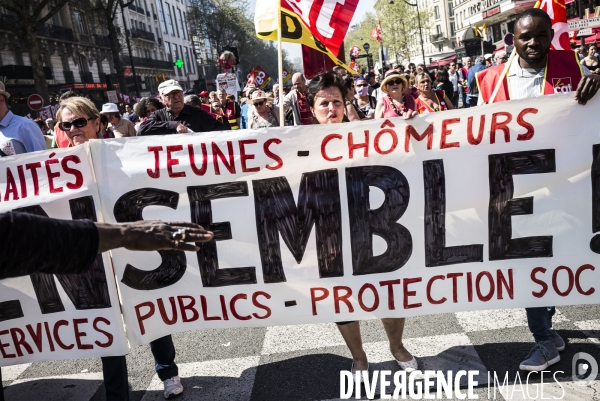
[89,94,600,347]
[0,145,128,367]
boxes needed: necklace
[388,95,407,116]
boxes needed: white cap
[100,103,119,114]
[484,53,493,60]
[158,79,183,95]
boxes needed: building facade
[0,0,198,115]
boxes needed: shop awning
[494,46,505,54]
[427,55,457,68]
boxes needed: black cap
[365,71,375,78]
[183,89,195,95]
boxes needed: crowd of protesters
[1,8,600,401]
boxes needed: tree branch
[34,0,70,28]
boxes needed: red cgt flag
[535,0,569,50]
[371,21,382,43]
[281,0,359,56]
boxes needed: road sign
[27,94,44,111]
[503,33,514,46]
[578,28,593,36]
[569,17,600,30]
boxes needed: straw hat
[380,69,408,94]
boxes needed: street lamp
[396,0,426,66]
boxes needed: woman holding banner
[56,96,187,399]
[374,69,417,120]
[306,72,418,380]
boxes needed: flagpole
[277,6,285,127]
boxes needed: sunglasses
[59,117,94,131]
[254,100,266,106]
[387,78,404,86]
[356,83,368,87]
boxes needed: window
[165,41,172,61]
[172,5,180,37]
[436,25,441,34]
[165,2,175,35]
[438,44,443,52]
[73,11,87,34]
[450,22,455,36]
[184,47,190,74]
[434,6,440,19]
[177,8,185,39]
[448,2,454,16]
[157,0,168,33]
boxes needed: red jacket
[476,50,583,103]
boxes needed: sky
[247,0,374,61]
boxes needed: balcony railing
[127,4,146,14]
[64,70,75,84]
[130,28,155,42]
[36,24,75,41]
[94,34,112,47]
[0,65,53,80]
[430,33,446,43]
[80,71,94,83]
[121,56,173,70]
[79,33,91,44]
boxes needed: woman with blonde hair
[56,97,101,145]
[414,71,454,114]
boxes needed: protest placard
[87,94,600,347]
[0,146,128,367]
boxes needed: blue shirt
[467,62,488,96]
[0,110,47,155]
[240,103,249,129]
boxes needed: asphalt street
[2,304,599,400]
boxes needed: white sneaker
[163,376,183,399]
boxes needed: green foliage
[344,12,380,70]
[187,0,292,85]
[374,0,431,66]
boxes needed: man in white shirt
[448,61,463,108]
[0,83,46,155]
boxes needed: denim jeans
[462,92,470,108]
[526,306,556,343]
[102,335,177,400]
[150,335,178,381]
[452,92,460,109]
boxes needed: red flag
[281,0,358,56]
[535,0,569,50]
[246,68,256,84]
[350,46,361,59]
[253,65,272,89]
[302,43,346,79]
[349,60,361,72]
[371,21,382,43]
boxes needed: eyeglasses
[387,78,404,86]
[356,83,368,87]
[254,100,266,106]
[164,91,183,98]
[59,117,94,131]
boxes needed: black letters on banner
[346,166,413,275]
[590,145,600,254]
[488,150,555,260]
[252,169,343,283]
[114,188,187,290]
[187,182,257,287]
[3,197,112,320]
[423,159,483,266]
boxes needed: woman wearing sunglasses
[306,72,418,383]
[248,90,280,129]
[375,69,418,120]
[57,97,102,146]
